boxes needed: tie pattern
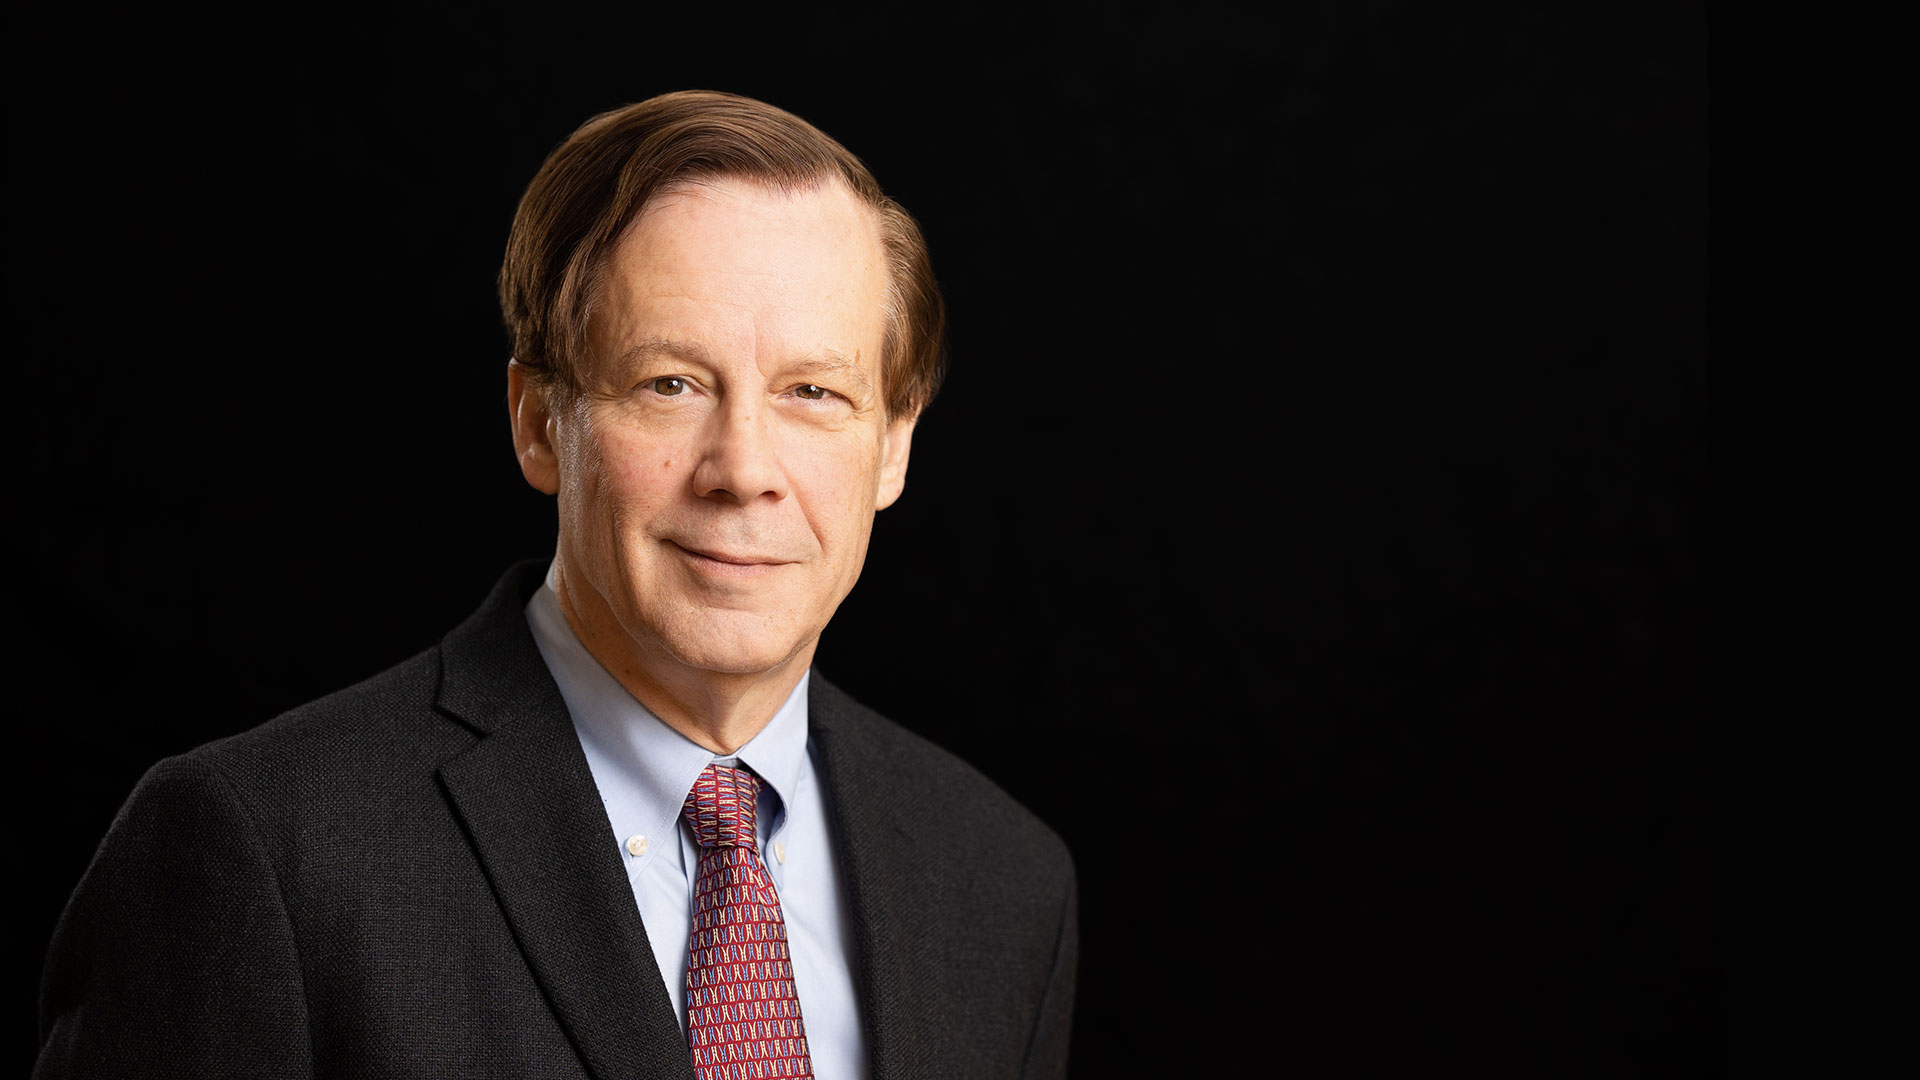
[682,763,813,1079]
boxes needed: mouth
[665,540,793,572]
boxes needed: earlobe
[507,360,561,495]
[874,415,916,511]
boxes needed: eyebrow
[613,339,873,391]
[612,338,717,369]
[784,353,873,391]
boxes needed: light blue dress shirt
[525,572,866,1079]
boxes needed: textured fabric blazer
[36,563,1077,1079]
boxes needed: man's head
[500,92,943,736]
[500,90,944,421]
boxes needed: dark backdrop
[15,2,1710,1075]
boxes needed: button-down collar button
[626,835,649,857]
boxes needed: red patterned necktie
[681,763,814,1079]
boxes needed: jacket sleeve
[36,754,314,1079]
[1021,858,1079,1080]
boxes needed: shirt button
[626,835,649,857]
[773,840,786,864]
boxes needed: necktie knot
[681,763,761,851]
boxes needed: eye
[794,384,830,401]
[650,377,688,396]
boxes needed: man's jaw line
[621,621,823,755]
[553,564,819,754]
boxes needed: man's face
[517,177,913,684]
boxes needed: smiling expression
[523,176,914,686]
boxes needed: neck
[552,576,812,756]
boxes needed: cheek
[559,422,684,546]
[595,429,683,521]
[787,433,883,541]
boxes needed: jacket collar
[433,562,694,1080]
[810,673,964,1077]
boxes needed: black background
[15,1,1709,1075]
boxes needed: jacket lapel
[810,674,960,1079]
[434,565,694,1080]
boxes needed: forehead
[590,177,889,372]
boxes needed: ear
[507,360,561,495]
[874,414,917,511]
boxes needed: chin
[647,614,816,678]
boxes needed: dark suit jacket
[36,563,1077,1078]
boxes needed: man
[37,91,1076,1079]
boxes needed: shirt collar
[522,566,810,855]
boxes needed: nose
[691,399,788,504]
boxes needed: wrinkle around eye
[781,383,856,409]
[631,373,707,401]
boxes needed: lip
[665,540,793,570]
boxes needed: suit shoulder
[170,643,471,817]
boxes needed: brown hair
[499,90,945,420]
